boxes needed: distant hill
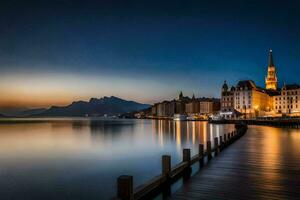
[18,108,47,117]
[36,96,151,117]
[0,108,47,117]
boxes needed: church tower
[265,49,278,90]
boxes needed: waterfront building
[200,100,220,115]
[150,92,220,118]
[185,95,200,114]
[234,80,272,118]
[150,92,189,118]
[157,101,167,117]
[221,80,272,119]
[151,103,158,116]
[220,81,235,119]
[273,84,300,115]
[175,91,190,114]
[155,100,176,117]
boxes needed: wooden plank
[171,126,300,200]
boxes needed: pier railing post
[162,155,171,177]
[117,175,133,200]
[214,137,219,156]
[207,141,212,161]
[183,148,191,180]
[219,136,223,151]
[183,149,191,164]
[162,155,171,197]
[199,144,204,167]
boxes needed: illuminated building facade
[273,84,300,115]
[220,81,235,119]
[150,92,220,118]
[200,100,220,115]
[185,95,200,114]
[234,80,272,118]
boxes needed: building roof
[197,97,220,102]
[236,80,256,90]
[283,84,300,90]
[236,80,269,93]
[222,81,228,91]
[265,89,281,96]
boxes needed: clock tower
[265,49,278,90]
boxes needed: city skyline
[1,0,300,111]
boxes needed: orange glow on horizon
[0,73,173,109]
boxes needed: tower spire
[268,49,274,67]
[265,49,278,90]
[179,91,183,100]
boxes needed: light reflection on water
[0,118,234,200]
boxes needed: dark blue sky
[1,0,300,108]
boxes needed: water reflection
[212,125,300,200]
[0,118,234,200]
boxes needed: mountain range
[34,96,150,117]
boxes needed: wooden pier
[171,125,300,200]
[210,118,300,128]
[114,124,248,200]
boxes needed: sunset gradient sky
[1,0,300,112]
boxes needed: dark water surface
[0,118,235,199]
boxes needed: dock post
[224,133,227,146]
[214,137,219,156]
[117,175,133,200]
[162,155,171,177]
[183,149,191,180]
[162,155,171,197]
[199,144,204,167]
[219,136,223,151]
[207,141,212,161]
[183,149,191,164]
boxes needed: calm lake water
[0,118,235,199]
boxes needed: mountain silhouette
[36,96,150,117]
[19,108,47,116]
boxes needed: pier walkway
[172,125,300,200]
